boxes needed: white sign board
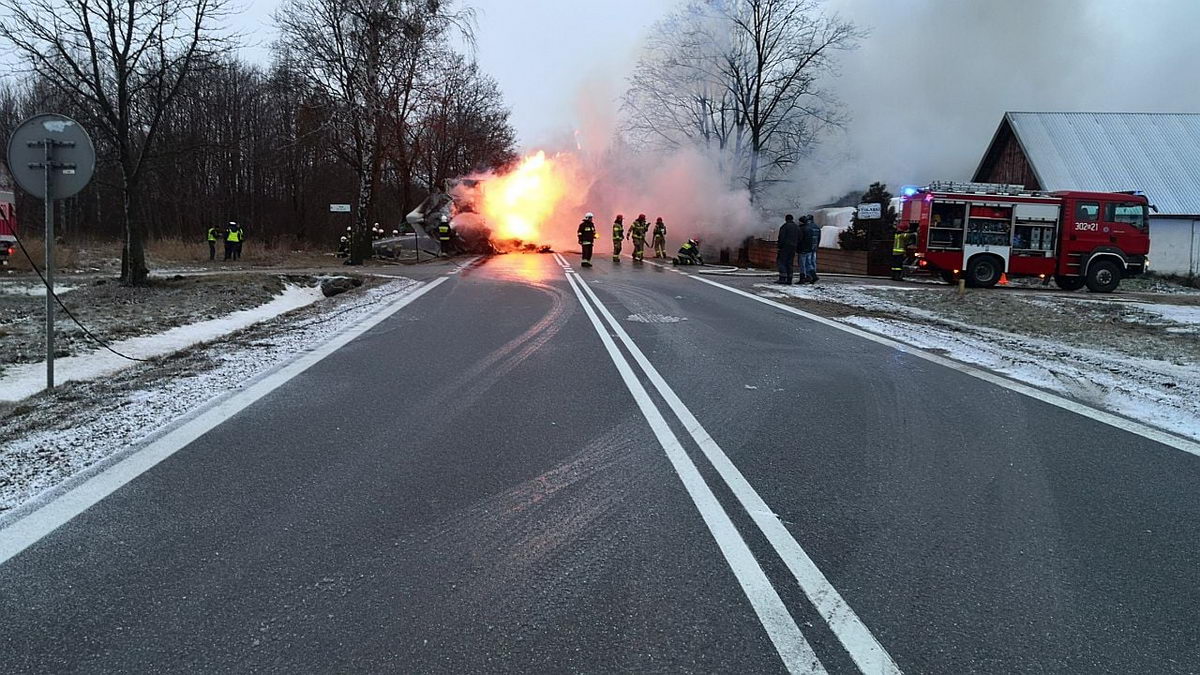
[857,202,882,220]
[329,203,351,213]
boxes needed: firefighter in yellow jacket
[892,223,914,281]
[628,214,649,262]
[652,217,667,258]
[611,214,624,262]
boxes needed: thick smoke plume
[791,0,1200,207]
[453,75,759,251]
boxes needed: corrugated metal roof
[1001,112,1200,216]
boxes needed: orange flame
[477,151,570,243]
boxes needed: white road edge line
[564,271,825,675]
[690,274,1200,458]
[446,255,483,275]
[572,273,901,675]
[0,277,449,566]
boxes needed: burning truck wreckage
[379,148,719,263]
[386,151,576,259]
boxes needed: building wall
[974,121,1041,189]
[1149,217,1200,277]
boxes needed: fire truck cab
[0,161,16,265]
[900,181,1151,293]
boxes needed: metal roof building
[974,112,1200,276]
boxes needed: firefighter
[652,217,667,259]
[437,215,453,256]
[674,238,703,265]
[206,224,222,261]
[224,221,240,261]
[336,235,349,258]
[578,212,596,267]
[629,213,649,262]
[891,223,911,281]
[611,214,624,262]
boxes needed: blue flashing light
[901,186,919,198]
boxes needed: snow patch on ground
[0,279,417,513]
[0,284,323,402]
[626,313,688,323]
[1134,303,1200,328]
[0,283,79,297]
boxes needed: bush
[838,181,897,250]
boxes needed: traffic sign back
[6,114,96,199]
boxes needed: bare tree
[0,0,234,284]
[276,0,472,264]
[623,0,863,200]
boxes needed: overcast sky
[236,0,678,146]
[234,0,1200,204]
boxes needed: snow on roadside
[754,282,1200,442]
[0,279,418,513]
[0,284,323,402]
[843,315,1200,442]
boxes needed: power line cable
[10,229,149,362]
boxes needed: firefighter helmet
[440,214,449,223]
[615,214,623,222]
[584,212,594,220]
[638,213,646,220]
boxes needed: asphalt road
[1,252,1197,673]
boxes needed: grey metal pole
[414,230,419,262]
[43,138,54,389]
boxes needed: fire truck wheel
[1053,275,1086,291]
[1085,259,1121,293]
[966,255,1002,288]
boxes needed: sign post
[856,202,882,220]
[6,114,96,390]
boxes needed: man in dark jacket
[776,215,800,284]
[798,215,821,283]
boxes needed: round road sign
[6,114,96,200]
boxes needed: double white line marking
[562,266,900,674]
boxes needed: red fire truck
[900,181,1151,293]
[0,161,16,265]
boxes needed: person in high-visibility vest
[578,212,596,267]
[224,221,240,261]
[436,215,453,256]
[206,225,222,261]
[891,223,911,281]
[628,214,649,262]
[652,217,667,258]
[611,214,624,262]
